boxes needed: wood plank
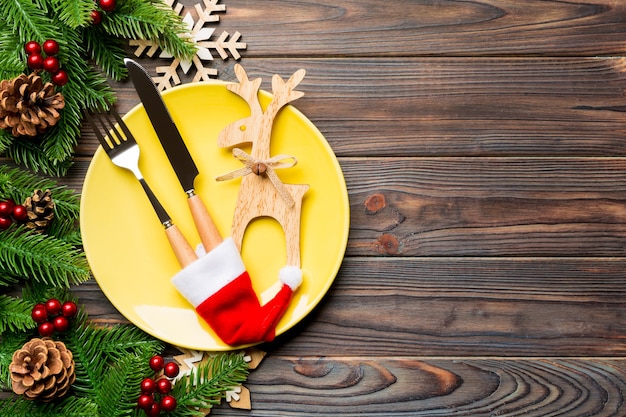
[73,257,626,357]
[227,57,626,157]
[73,57,626,158]
[209,356,626,416]
[344,157,626,256]
[273,257,626,357]
[220,0,626,56]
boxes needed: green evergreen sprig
[0,0,197,175]
[0,295,35,334]
[68,321,163,396]
[167,353,250,417]
[0,396,98,417]
[0,293,251,416]
[0,227,90,287]
[0,164,86,286]
[0,164,80,222]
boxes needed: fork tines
[84,104,136,153]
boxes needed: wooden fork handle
[164,224,198,267]
[187,194,223,253]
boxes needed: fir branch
[96,354,153,417]
[0,129,16,155]
[0,295,35,334]
[0,329,29,389]
[0,227,89,287]
[0,164,81,222]
[83,28,128,81]
[20,280,73,305]
[0,273,19,287]
[68,322,163,395]
[46,218,82,245]
[49,0,94,29]
[4,140,73,177]
[40,25,87,164]
[0,0,57,43]
[0,395,98,417]
[102,0,197,61]
[0,30,24,81]
[171,353,250,416]
[40,92,82,165]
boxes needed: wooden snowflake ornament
[129,0,246,90]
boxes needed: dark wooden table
[57,1,626,415]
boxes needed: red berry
[0,200,15,216]
[45,298,62,315]
[53,315,69,332]
[0,216,11,230]
[163,362,179,378]
[149,355,165,372]
[140,378,156,394]
[42,39,59,56]
[51,69,69,86]
[90,10,102,25]
[31,304,48,323]
[156,378,171,394]
[0,201,14,216]
[12,204,27,222]
[24,41,41,55]
[137,394,154,410]
[99,0,116,12]
[43,56,60,73]
[38,321,54,337]
[145,403,161,417]
[160,395,177,412]
[62,301,78,318]
[27,53,43,70]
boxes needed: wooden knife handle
[187,194,223,252]
[164,223,198,267]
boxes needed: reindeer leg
[279,184,309,267]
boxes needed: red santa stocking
[171,237,302,346]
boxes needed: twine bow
[216,148,298,207]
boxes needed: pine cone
[24,189,55,232]
[0,73,65,137]
[9,338,75,402]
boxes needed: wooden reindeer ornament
[216,64,309,269]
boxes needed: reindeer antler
[266,69,306,117]
[227,64,262,116]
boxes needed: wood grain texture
[209,357,626,416]
[345,157,626,256]
[275,257,626,357]
[219,0,626,57]
[75,57,626,158]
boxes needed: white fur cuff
[171,237,245,307]
[279,266,303,290]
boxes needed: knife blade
[125,58,223,252]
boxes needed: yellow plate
[80,81,349,350]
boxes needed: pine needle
[171,353,250,415]
[96,354,153,417]
[0,227,89,287]
[0,164,81,222]
[49,0,93,29]
[0,395,98,417]
[68,321,163,395]
[0,295,35,334]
